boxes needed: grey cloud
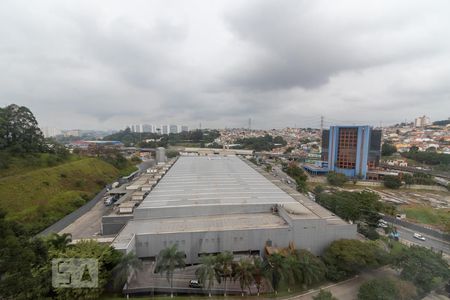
[224,0,449,90]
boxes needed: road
[59,199,112,239]
[394,225,450,255]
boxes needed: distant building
[142,124,153,133]
[414,115,431,128]
[181,125,189,132]
[322,126,381,179]
[128,124,142,133]
[41,127,61,138]
[155,147,167,163]
[63,129,81,137]
[169,124,178,134]
[161,125,168,135]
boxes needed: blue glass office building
[321,126,381,179]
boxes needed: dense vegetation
[0,214,127,299]
[383,175,402,189]
[402,148,450,170]
[282,162,308,192]
[326,171,348,186]
[234,134,287,151]
[382,142,397,156]
[316,190,396,239]
[0,104,138,233]
[103,128,220,147]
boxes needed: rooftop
[136,156,298,210]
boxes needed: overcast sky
[1,0,450,130]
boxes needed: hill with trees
[0,104,131,233]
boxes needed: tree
[155,245,186,298]
[295,250,326,288]
[326,172,348,187]
[196,255,217,297]
[0,104,46,153]
[44,232,72,251]
[0,211,51,299]
[322,239,385,281]
[251,256,265,296]
[382,143,397,156]
[263,253,288,294]
[313,185,324,194]
[358,278,399,300]
[215,251,234,296]
[392,245,450,295]
[383,175,402,189]
[233,258,255,296]
[112,252,142,290]
[313,289,338,300]
[53,240,122,299]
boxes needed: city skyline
[1,1,450,130]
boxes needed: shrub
[383,175,402,189]
[358,278,399,300]
[326,172,348,186]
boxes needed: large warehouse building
[112,156,356,263]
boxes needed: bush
[322,239,387,281]
[313,185,324,194]
[382,143,397,156]
[326,172,348,186]
[383,175,402,189]
[358,278,399,300]
[313,289,338,300]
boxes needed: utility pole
[320,116,324,157]
[320,115,324,135]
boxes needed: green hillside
[0,157,120,233]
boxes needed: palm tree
[215,251,234,296]
[252,256,265,296]
[263,253,288,294]
[45,232,72,251]
[233,258,255,296]
[155,244,186,298]
[112,252,143,290]
[295,250,326,288]
[284,254,301,292]
[196,255,217,297]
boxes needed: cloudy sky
[1,0,450,130]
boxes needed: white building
[41,127,61,138]
[414,115,431,128]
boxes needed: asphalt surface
[394,225,450,255]
[59,198,112,239]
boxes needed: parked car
[189,279,202,288]
[413,233,426,241]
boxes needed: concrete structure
[112,156,356,263]
[182,147,254,156]
[181,125,189,132]
[161,125,169,135]
[322,126,381,179]
[155,147,167,163]
[169,124,178,134]
[415,115,431,128]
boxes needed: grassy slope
[400,205,450,233]
[0,157,120,233]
